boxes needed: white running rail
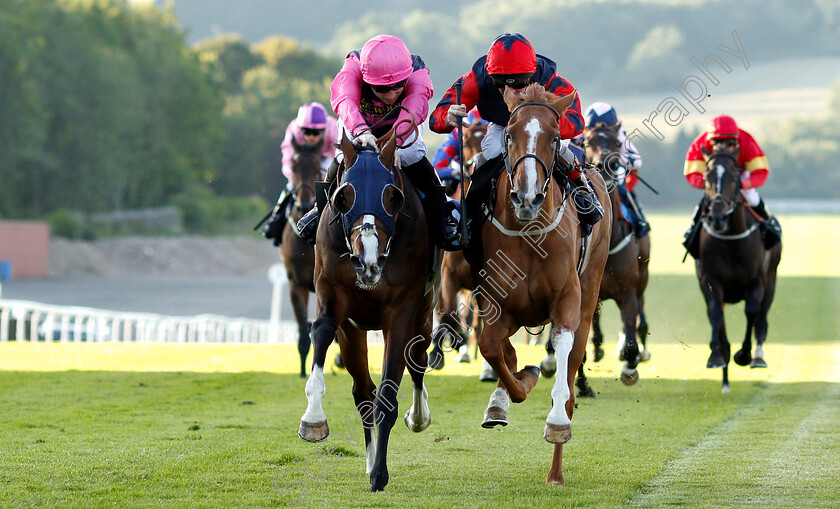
[0,299,296,344]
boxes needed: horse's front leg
[734,280,764,367]
[404,309,433,433]
[591,300,605,362]
[545,283,582,446]
[368,312,414,492]
[699,277,727,369]
[299,290,340,443]
[618,289,640,385]
[289,283,311,378]
[337,324,377,474]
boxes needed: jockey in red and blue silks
[580,102,650,238]
[296,34,462,251]
[429,32,603,242]
[262,102,339,246]
[682,114,781,256]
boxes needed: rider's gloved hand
[353,130,377,149]
[446,104,467,127]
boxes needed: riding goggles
[302,128,324,136]
[370,80,407,93]
[490,73,533,89]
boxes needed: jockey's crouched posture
[429,33,603,247]
[682,114,782,257]
[261,102,338,246]
[296,35,462,251]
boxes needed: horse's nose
[509,191,523,208]
[531,192,545,209]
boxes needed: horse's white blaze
[547,326,574,426]
[365,429,377,474]
[487,386,511,411]
[715,164,725,191]
[522,118,543,200]
[302,365,327,423]
[406,383,430,429]
[360,214,378,273]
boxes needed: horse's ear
[331,183,355,214]
[552,89,577,115]
[383,184,405,216]
[502,86,520,111]
[291,136,301,151]
[700,146,712,160]
[340,132,357,168]
[379,131,398,171]
[611,122,621,133]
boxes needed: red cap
[486,33,537,75]
[707,115,739,140]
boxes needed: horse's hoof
[706,353,726,369]
[334,353,345,369]
[540,354,557,378]
[479,368,498,382]
[721,384,731,394]
[481,407,508,428]
[620,368,639,385]
[522,364,541,381]
[544,422,572,444]
[749,357,767,368]
[733,349,752,366]
[429,350,445,370]
[456,352,471,363]
[298,420,329,442]
[404,408,431,433]
[576,383,596,398]
[639,348,651,363]
[593,346,605,363]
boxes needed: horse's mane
[504,83,559,111]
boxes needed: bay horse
[281,143,321,377]
[298,130,437,492]
[430,120,486,368]
[578,124,651,387]
[696,146,782,393]
[472,84,611,485]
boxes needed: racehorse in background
[472,84,610,485]
[696,145,782,393]
[281,141,321,377]
[298,129,438,492]
[431,120,486,369]
[538,124,651,394]
[580,124,651,389]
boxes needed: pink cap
[360,35,413,86]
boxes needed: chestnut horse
[696,146,782,393]
[281,145,320,377]
[431,121,486,368]
[298,131,437,492]
[580,124,651,387]
[472,84,610,485]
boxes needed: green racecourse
[1,214,838,508]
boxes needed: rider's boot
[463,153,505,252]
[423,183,463,251]
[752,198,782,249]
[556,145,603,228]
[682,197,705,258]
[261,190,293,246]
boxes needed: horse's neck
[608,188,629,244]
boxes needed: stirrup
[297,206,320,245]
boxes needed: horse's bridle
[583,127,622,186]
[502,101,562,195]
